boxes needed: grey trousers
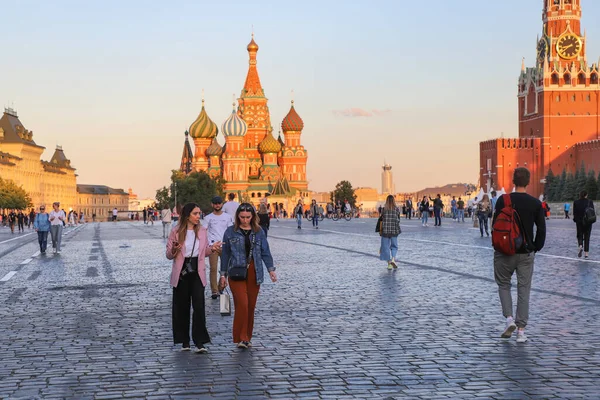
[162,222,171,238]
[493,251,535,328]
[50,225,63,251]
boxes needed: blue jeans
[457,209,465,222]
[421,211,429,224]
[451,207,457,219]
[478,214,489,235]
[296,214,302,227]
[37,231,49,252]
[379,236,398,261]
[312,215,319,227]
[434,208,442,226]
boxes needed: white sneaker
[501,318,517,338]
[516,330,528,343]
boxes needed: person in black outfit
[573,190,594,259]
[492,167,546,343]
[17,211,25,232]
[429,194,443,226]
[258,203,270,236]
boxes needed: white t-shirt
[222,201,240,216]
[203,212,234,244]
[184,230,199,257]
[112,209,118,216]
[49,210,66,226]
[161,209,172,223]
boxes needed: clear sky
[4,0,600,198]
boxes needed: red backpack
[492,194,525,255]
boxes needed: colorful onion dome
[281,100,304,132]
[259,130,281,154]
[222,104,248,137]
[206,138,223,157]
[247,35,259,52]
[189,100,218,139]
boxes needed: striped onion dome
[281,100,304,132]
[205,138,223,156]
[221,105,247,137]
[189,100,218,139]
[259,130,281,154]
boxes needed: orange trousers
[228,261,260,343]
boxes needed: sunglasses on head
[238,204,254,212]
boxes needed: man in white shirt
[203,196,234,299]
[112,208,118,222]
[222,193,240,216]
[160,207,172,238]
[49,202,66,254]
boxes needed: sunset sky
[4,0,600,198]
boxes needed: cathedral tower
[280,100,308,191]
[221,104,249,191]
[188,99,218,172]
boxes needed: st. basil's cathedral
[178,35,308,207]
[480,0,600,196]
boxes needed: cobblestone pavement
[0,217,599,399]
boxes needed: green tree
[575,162,587,197]
[155,187,170,210]
[584,170,598,201]
[155,170,225,214]
[330,180,357,208]
[563,172,577,201]
[544,169,557,201]
[555,168,567,202]
[0,178,32,210]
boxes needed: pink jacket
[166,226,213,288]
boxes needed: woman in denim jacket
[219,203,277,349]
[33,206,51,253]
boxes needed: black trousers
[18,221,24,231]
[172,258,210,346]
[576,221,593,252]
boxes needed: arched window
[578,73,586,84]
[564,73,572,85]
[551,73,559,85]
[591,73,599,85]
[257,193,262,198]
[251,192,256,198]
[572,94,576,102]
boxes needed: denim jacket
[220,226,275,285]
[34,213,51,232]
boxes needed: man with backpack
[573,190,595,259]
[491,167,546,343]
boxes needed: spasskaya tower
[480,0,600,196]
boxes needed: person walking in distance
[28,208,35,229]
[477,194,492,237]
[160,206,172,239]
[573,190,595,259]
[112,207,118,222]
[310,199,319,229]
[143,207,148,224]
[219,203,277,349]
[564,202,571,219]
[223,193,240,216]
[17,210,25,233]
[456,197,465,222]
[49,202,66,254]
[379,195,402,270]
[419,196,430,227]
[492,167,546,343]
[405,198,413,220]
[8,210,16,233]
[33,206,51,254]
[257,203,270,237]
[294,200,304,229]
[166,202,221,353]
[203,196,234,299]
[430,194,443,227]
[451,196,457,221]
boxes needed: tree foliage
[584,171,598,201]
[0,178,32,210]
[330,180,357,208]
[545,163,600,202]
[155,170,225,214]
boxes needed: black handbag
[228,232,255,281]
[375,215,383,233]
[179,234,197,280]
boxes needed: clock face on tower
[537,37,548,64]
[556,34,582,59]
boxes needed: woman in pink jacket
[166,202,221,353]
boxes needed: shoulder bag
[228,232,255,281]
[179,233,197,280]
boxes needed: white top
[161,208,172,223]
[222,201,240,216]
[49,210,66,226]
[112,209,118,216]
[203,212,234,244]
[184,230,199,257]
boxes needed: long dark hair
[234,202,261,232]
[384,195,396,211]
[177,202,201,245]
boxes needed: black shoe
[578,247,583,258]
[211,293,218,299]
